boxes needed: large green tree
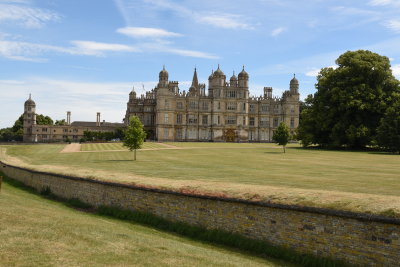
[122,116,146,160]
[272,122,290,153]
[36,114,53,125]
[298,50,400,148]
[376,93,400,153]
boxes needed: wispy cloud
[0,40,141,61]
[368,0,400,6]
[392,64,400,78]
[0,2,59,28]
[384,19,400,33]
[117,27,182,38]
[163,48,218,59]
[134,0,254,30]
[271,27,286,37]
[197,14,254,30]
[70,41,140,56]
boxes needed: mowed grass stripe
[81,142,167,151]
[0,179,290,267]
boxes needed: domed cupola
[129,86,137,100]
[24,93,36,107]
[230,71,237,87]
[238,66,249,80]
[158,65,169,87]
[290,74,299,94]
[159,65,169,79]
[213,64,225,77]
[208,69,214,80]
[290,74,299,86]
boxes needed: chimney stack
[67,111,71,125]
[96,112,100,126]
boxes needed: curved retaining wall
[1,161,399,266]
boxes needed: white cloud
[197,14,253,30]
[117,27,182,38]
[392,64,400,78]
[368,0,400,6]
[165,48,218,59]
[0,2,59,28]
[305,66,337,77]
[384,19,400,33]
[70,41,140,56]
[305,69,320,77]
[0,40,141,61]
[271,27,286,37]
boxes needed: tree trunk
[134,149,136,161]
[283,145,286,153]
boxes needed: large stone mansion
[23,66,300,142]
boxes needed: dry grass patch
[1,143,400,217]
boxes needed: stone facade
[125,66,300,142]
[1,162,399,267]
[23,95,124,142]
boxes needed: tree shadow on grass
[263,151,284,154]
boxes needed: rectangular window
[176,114,182,124]
[260,117,269,127]
[73,129,78,133]
[217,116,220,125]
[164,100,169,108]
[176,128,182,139]
[164,128,169,139]
[42,134,47,138]
[273,118,279,127]
[227,102,237,110]
[226,90,237,98]
[249,104,255,113]
[201,101,209,110]
[217,102,220,110]
[164,114,169,123]
[261,104,269,112]
[189,101,197,109]
[42,128,47,132]
[291,105,295,113]
[290,118,295,128]
[202,115,208,125]
[176,102,183,109]
[249,117,255,126]
[145,106,152,112]
[226,116,236,125]
[243,103,246,111]
[63,128,68,133]
[73,135,78,139]
[274,105,280,114]
[187,114,197,124]
[243,117,246,125]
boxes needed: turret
[23,94,36,142]
[238,66,249,88]
[158,65,168,88]
[290,74,299,94]
[213,65,226,87]
[129,86,137,100]
[264,87,272,98]
[230,71,237,87]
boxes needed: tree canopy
[377,93,400,153]
[122,116,146,160]
[273,122,290,153]
[297,50,400,149]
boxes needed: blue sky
[1,0,400,128]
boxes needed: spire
[29,93,31,99]
[163,65,165,71]
[191,67,199,88]
[294,73,296,78]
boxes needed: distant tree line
[297,50,400,153]
[81,128,125,142]
[0,114,56,142]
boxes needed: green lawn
[1,142,400,216]
[81,142,167,151]
[0,180,290,267]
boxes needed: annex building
[23,66,300,142]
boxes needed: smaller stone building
[23,95,123,142]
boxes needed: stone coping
[1,160,399,225]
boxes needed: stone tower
[23,94,36,142]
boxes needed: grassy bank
[0,175,293,267]
[1,142,399,217]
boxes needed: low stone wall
[1,161,399,266]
